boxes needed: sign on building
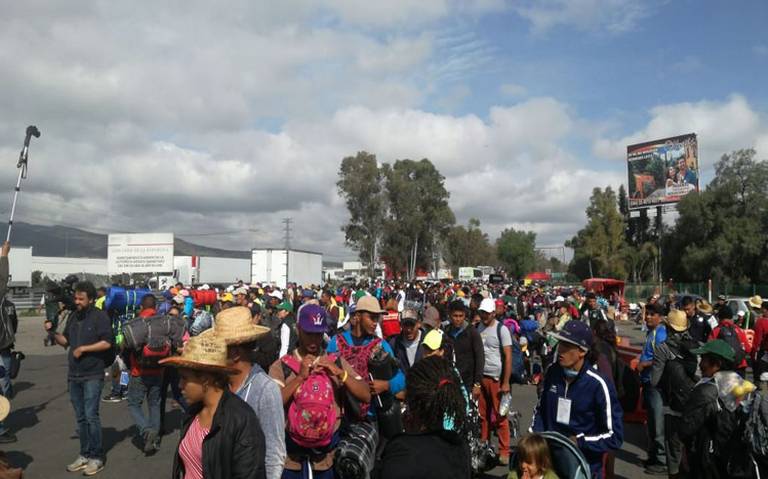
[107,233,174,274]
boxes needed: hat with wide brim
[0,396,9,423]
[214,306,270,345]
[749,295,763,309]
[159,330,238,374]
[667,309,688,332]
[697,300,713,314]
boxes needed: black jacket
[388,331,425,373]
[374,430,471,479]
[445,322,484,389]
[173,389,267,479]
[63,306,115,380]
[678,379,740,479]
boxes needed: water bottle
[499,392,511,417]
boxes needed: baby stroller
[509,431,591,479]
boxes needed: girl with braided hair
[374,356,471,479]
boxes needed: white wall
[31,256,108,280]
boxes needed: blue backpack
[497,323,526,384]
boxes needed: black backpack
[717,324,746,367]
[660,358,696,412]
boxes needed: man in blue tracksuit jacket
[532,320,623,478]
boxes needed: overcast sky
[0,1,766,261]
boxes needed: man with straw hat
[215,307,285,479]
[160,331,266,479]
[649,309,698,478]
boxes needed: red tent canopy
[582,278,625,297]
[525,271,551,281]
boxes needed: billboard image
[627,133,699,210]
[108,233,175,274]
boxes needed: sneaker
[143,431,159,454]
[66,456,89,472]
[101,394,122,403]
[83,459,104,476]
[644,463,668,475]
[498,455,509,466]
[0,432,16,444]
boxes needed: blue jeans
[127,375,162,435]
[0,352,12,435]
[642,385,666,464]
[69,379,105,459]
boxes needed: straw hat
[214,306,270,345]
[0,396,10,422]
[749,295,763,309]
[697,300,713,315]
[159,330,238,374]
[667,309,688,332]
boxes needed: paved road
[2,316,651,478]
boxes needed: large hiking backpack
[744,392,768,461]
[508,333,526,385]
[336,333,381,418]
[123,314,184,351]
[281,354,338,449]
[105,287,152,314]
[660,358,696,412]
[717,324,747,366]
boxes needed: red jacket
[752,315,768,359]
[709,320,751,368]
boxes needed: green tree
[496,228,537,278]
[664,149,768,283]
[337,151,387,278]
[445,218,494,272]
[566,186,628,279]
[381,159,455,279]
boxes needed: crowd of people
[0,254,765,478]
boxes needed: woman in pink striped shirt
[161,331,266,479]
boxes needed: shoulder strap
[281,354,300,374]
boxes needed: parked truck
[251,249,323,288]
[173,255,250,286]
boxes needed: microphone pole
[6,125,40,242]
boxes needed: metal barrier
[8,291,44,311]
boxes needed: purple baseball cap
[298,304,327,333]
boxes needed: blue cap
[550,320,593,351]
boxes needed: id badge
[119,371,130,386]
[557,397,572,425]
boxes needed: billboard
[107,233,174,273]
[627,133,699,210]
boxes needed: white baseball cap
[479,298,495,313]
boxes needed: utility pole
[282,218,292,287]
[282,218,293,250]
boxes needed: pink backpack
[281,354,338,449]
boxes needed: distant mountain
[0,222,251,259]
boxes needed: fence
[624,282,768,303]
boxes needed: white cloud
[515,0,656,34]
[593,95,766,172]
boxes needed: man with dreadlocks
[374,356,471,479]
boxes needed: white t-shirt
[478,320,512,380]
